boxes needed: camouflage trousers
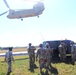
[7,61,12,72]
[29,54,35,68]
[71,52,76,62]
[45,57,52,69]
[39,58,45,69]
[60,53,66,61]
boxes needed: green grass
[0,55,76,75]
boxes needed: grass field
[0,55,76,75]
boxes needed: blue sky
[0,0,76,47]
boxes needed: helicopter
[0,0,45,21]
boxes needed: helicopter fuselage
[7,2,45,19]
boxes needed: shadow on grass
[49,66,58,75]
[34,64,39,69]
[38,66,58,75]
[52,56,74,65]
[28,68,34,73]
[6,72,11,75]
[64,56,75,65]
[1,57,29,63]
[15,57,29,61]
[28,64,39,73]
[52,57,60,63]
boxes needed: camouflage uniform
[70,43,76,64]
[27,43,36,69]
[45,43,53,72]
[58,42,67,61]
[36,44,45,74]
[5,47,14,73]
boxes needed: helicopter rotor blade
[0,11,8,16]
[3,0,10,9]
[22,0,44,2]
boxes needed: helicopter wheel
[21,18,23,21]
[37,16,39,18]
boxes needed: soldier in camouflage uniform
[27,43,36,69]
[58,41,67,61]
[70,42,76,64]
[5,47,14,74]
[44,43,53,73]
[36,44,45,74]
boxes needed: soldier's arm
[32,46,36,51]
[36,54,38,61]
[11,52,14,62]
[36,50,39,61]
[33,46,36,49]
[12,57,14,62]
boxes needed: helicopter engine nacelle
[33,2,45,15]
[7,10,15,19]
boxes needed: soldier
[27,43,36,70]
[44,43,53,73]
[5,47,14,74]
[58,41,67,61]
[70,42,76,64]
[36,44,45,74]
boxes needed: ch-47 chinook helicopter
[0,0,45,21]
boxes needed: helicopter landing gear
[37,16,39,18]
[19,17,23,21]
[21,18,23,21]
